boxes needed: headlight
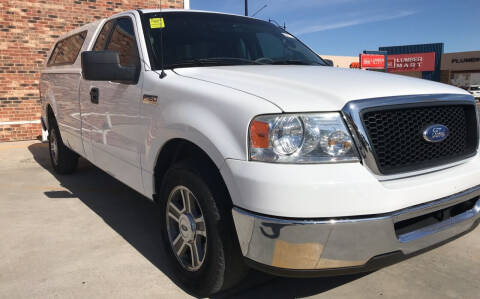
[249,113,359,163]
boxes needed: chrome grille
[362,105,477,175]
[342,94,479,178]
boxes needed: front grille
[362,104,478,175]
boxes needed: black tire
[48,117,78,174]
[158,161,248,297]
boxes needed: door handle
[90,87,99,104]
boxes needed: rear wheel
[158,161,247,297]
[48,118,78,174]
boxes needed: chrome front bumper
[232,185,480,272]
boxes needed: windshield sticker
[149,18,165,29]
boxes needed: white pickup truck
[40,9,480,296]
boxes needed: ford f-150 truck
[40,9,480,297]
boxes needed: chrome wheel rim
[49,129,58,165]
[166,186,207,271]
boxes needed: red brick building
[0,0,185,142]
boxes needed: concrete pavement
[0,140,479,298]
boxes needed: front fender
[141,105,244,200]
[140,70,281,197]
[144,101,248,173]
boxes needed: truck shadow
[28,142,368,298]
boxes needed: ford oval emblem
[423,124,449,143]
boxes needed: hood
[174,65,469,112]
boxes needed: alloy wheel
[166,186,207,271]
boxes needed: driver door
[79,15,145,193]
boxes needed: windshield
[469,86,479,91]
[142,12,326,69]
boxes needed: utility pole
[245,0,248,16]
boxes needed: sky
[190,0,480,56]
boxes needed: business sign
[360,54,385,69]
[441,51,480,71]
[451,57,480,64]
[387,52,436,72]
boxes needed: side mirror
[324,59,334,67]
[81,51,138,83]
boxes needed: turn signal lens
[320,130,353,156]
[250,120,269,148]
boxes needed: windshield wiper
[200,57,263,65]
[271,60,319,65]
[167,59,208,69]
[168,57,262,69]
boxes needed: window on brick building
[47,31,87,66]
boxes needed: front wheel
[158,162,247,297]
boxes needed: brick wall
[0,0,184,142]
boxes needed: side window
[93,20,115,51]
[47,41,63,66]
[47,31,87,66]
[105,18,139,67]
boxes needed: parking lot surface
[1,140,479,298]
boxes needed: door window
[93,20,115,51]
[105,18,139,67]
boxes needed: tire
[158,161,248,297]
[48,117,78,174]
